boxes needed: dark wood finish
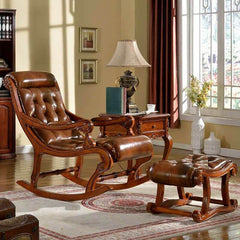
[147,155,238,222]
[3,71,153,201]
[0,9,16,160]
[0,97,15,159]
[0,198,15,220]
[0,198,39,239]
[0,214,39,240]
[99,113,173,160]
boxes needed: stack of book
[0,15,13,39]
[106,87,126,114]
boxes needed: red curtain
[149,0,180,128]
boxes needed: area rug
[0,179,239,240]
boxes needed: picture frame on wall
[80,27,97,52]
[80,59,97,84]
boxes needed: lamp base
[128,102,139,113]
[119,70,139,114]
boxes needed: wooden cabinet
[0,9,16,159]
[0,98,15,159]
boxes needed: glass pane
[183,89,188,100]
[212,13,218,82]
[202,14,211,81]
[193,0,200,14]
[232,75,240,86]
[233,0,240,11]
[193,15,200,77]
[224,98,231,109]
[225,0,231,11]
[182,100,188,113]
[212,0,217,12]
[225,70,232,85]
[232,12,240,86]
[202,0,211,13]
[232,98,240,109]
[224,87,231,97]
[206,97,211,107]
[212,97,218,108]
[182,0,188,15]
[232,87,240,97]
[212,85,218,96]
[225,13,232,86]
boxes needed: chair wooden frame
[4,72,153,201]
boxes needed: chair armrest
[18,112,93,134]
[65,109,88,122]
[91,115,135,136]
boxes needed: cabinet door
[0,98,15,159]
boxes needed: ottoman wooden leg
[192,173,238,222]
[147,184,164,213]
[147,184,193,217]
[177,186,193,203]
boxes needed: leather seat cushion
[96,135,153,162]
[48,137,85,151]
[148,154,233,187]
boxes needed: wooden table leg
[162,134,173,160]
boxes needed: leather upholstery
[9,71,83,145]
[7,71,153,161]
[96,135,153,162]
[148,154,233,187]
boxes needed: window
[179,0,240,119]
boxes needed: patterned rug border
[0,179,239,240]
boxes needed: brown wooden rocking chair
[3,71,153,201]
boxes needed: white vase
[204,132,221,155]
[191,107,205,154]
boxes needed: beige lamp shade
[107,40,151,67]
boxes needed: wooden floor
[0,146,239,240]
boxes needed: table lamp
[107,40,150,113]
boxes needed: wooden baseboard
[16,145,33,154]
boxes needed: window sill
[180,114,240,127]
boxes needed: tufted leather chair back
[8,71,80,144]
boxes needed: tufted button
[19,84,73,144]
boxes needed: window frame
[178,0,240,124]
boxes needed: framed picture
[80,59,97,84]
[80,27,97,52]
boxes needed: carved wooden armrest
[65,109,89,122]
[91,115,135,136]
[18,112,94,134]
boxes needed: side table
[98,113,173,160]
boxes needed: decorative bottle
[204,132,221,155]
[191,107,205,154]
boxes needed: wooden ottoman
[147,154,238,222]
[0,198,39,239]
[0,198,15,220]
